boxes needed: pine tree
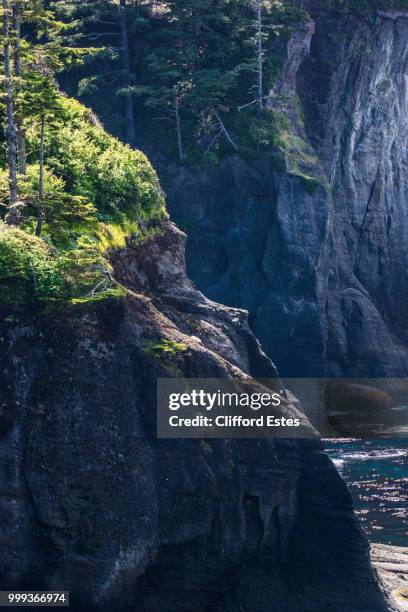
[12,0,26,173]
[1,0,95,228]
[253,0,263,116]
[1,0,19,223]
[119,0,136,146]
[21,70,64,235]
[132,0,242,158]
[53,0,140,144]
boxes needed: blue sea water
[325,439,408,547]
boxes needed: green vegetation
[298,174,321,195]
[228,105,321,188]
[0,0,165,305]
[0,222,129,304]
[0,224,64,302]
[142,338,188,376]
[143,339,188,357]
[23,97,165,234]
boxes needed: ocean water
[325,439,408,547]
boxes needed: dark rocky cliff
[163,7,408,378]
[0,222,393,611]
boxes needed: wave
[340,449,407,460]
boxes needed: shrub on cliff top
[0,223,116,304]
[0,96,166,305]
[26,97,165,227]
[0,224,65,303]
[0,164,98,248]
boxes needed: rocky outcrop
[0,222,391,610]
[299,7,408,377]
[372,544,408,611]
[164,8,408,378]
[267,19,315,102]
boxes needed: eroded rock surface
[372,544,408,611]
[300,7,408,377]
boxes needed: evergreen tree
[21,68,64,235]
[132,0,243,157]
[118,0,136,145]
[253,0,263,116]
[1,0,19,223]
[1,0,94,227]
[53,0,144,144]
[12,0,26,173]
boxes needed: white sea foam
[332,458,344,470]
[341,449,407,461]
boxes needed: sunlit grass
[96,220,141,254]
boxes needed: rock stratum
[373,544,408,611]
[164,7,408,378]
[0,221,394,611]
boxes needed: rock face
[300,7,408,377]
[372,544,408,611]
[164,8,408,378]
[165,158,329,377]
[0,222,391,611]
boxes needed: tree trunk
[212,107,238,152]
[2,0,19,223]
[35,115,45,237]
[174,94,184,163]
[12,0,26,174]
[119,0,136,146]
[255,0,263,117]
